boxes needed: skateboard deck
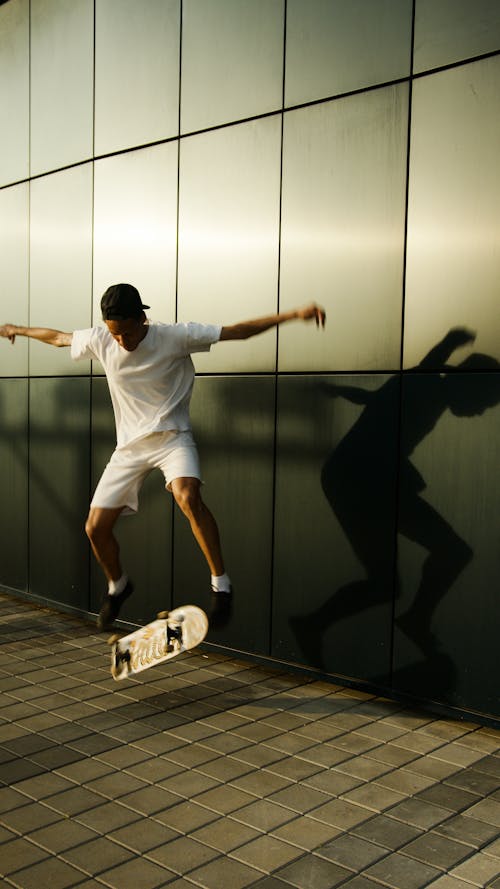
[108,604,208,681]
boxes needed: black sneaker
[209,587,233,629]
[97,581,134,632]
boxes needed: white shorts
[91,431,201,515]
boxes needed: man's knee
[85,509,119,544]
[172,481,202,519]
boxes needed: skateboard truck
[108,634,131,674]
[157,610,184,650]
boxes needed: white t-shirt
[71,321,221,447]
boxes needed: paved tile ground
[1,592,500,889]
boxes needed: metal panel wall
[177,117,282,373]
[414,0,500,73]
[181,0,284,133]
[404,56,500,369]
[0,380,29,593]
[0,184,29,377]
[94,0,180,155]
[0,0,29,186]
[30,0,94,176]
[286,0,412,106]
[395,372,500,715]
[29,165,93,376]
[28,378,91,609]
[279,85,408,371]
[272,375,399,684]
[1,0,500,722]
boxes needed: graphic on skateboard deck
[108,604,208,681]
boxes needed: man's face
[105,315,148,352]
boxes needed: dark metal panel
[394,371,500,718]
[90,378,174,624]
[272,374,399,683]
[0,380,29,592]
[173,376,276,653]
[29,377,90,608]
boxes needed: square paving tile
[465,797,500,827]
[365,850,442,888]
[109,817,178,853]
[187,855,265,889]
[98,856,174,889]
[5,855,88,889]
[1,800,63,834]
[231,799,298,833]
[0,836,50,875]
[231,833,303,872]
[60,836,134,874]
[28,818,99,853]
[315,833,388,870]
[147,834,220,873]
[275,852,353,889]
[271,815,341,851]
[450,851,500,885]
[193,784,257,815]
[353,814,422,850]
[153,799,219,833]
[434,812,500,848]
[192,816,261,853]
[401,831,473,870]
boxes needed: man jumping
[1,284,325,631]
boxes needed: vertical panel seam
[269,0,288,657]
[389,0,416,687]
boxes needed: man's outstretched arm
[0,324,73,347]
[219,303,326,341]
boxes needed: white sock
[211,573,231,593]
[108,573,128,596]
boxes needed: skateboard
[108,605,208,681]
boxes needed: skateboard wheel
[107,634,120,646]
[157,610,169,619]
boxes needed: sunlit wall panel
[95,0,180,156]
[404,57,500,369]
[394,373,500,718]
[181,0,284,133]
[414,0,500,74]
[29,165,93,376]
[0,0,29,186]
[178,117,281,373]
[30,0,94,176]
[285,0,412,107]
[272,375,399,682]
[0,184,29,377]
[279,85,408,372]
[93,143,178,332]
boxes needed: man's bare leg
[170,477,232,627]
[85,506,124,581]
[170,478,225,577]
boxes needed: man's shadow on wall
[290,328,500,686]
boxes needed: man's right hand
[0,324,19,344]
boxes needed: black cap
[101,284,150,320]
